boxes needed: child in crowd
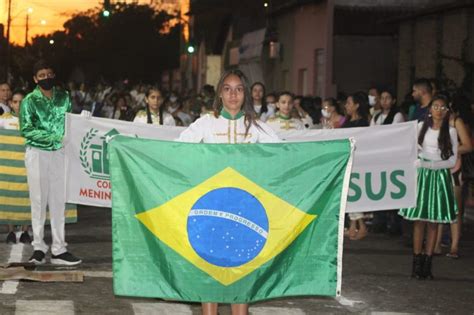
[266,91,305,132]
[133,87,175,126]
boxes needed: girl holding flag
[178,69,279,315]
[399,95,458,279]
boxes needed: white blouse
[370,112,405,126]
[178,113,279,144]
[0,113,19,130]
[133,110,176,126]
[418,122,458,169]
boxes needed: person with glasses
[399,95,458,280]
[20,60,82,266]
[178,69,278,315]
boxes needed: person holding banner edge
[20,60,82,266]
[178,69,279,315]
[399,95,458,279]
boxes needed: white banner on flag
[64,114,417,212]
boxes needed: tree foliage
[11,3,180,84]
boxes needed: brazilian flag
[109,136,353,303]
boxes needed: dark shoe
[51,252,82,266]
[19,231,32,244]
[6,232,16,244]
[411,254,424,279]
[29,250,46,265]
[422,254,434,280]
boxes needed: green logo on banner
[80,128,120,180]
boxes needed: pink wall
[291,1,334,97]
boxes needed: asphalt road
[1,206,473,314]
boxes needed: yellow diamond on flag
[136,167,316,286]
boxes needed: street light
[49,39,54,45]
[187,45,195,54]
[40,19,46,25]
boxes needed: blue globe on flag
[187,187,269,267]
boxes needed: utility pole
[5,0,12,80]
[25,13,29,46]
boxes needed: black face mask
[37,78,55,91]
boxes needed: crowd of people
[1,60,474,314]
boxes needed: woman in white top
[370,90,405,126]
[399,95,458,280]
[133,88,175,126]
[178,69,279,315]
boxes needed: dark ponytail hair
[145,87,164,125]
[250,82,268,115]
[212,69,260,136]
[348,91,369,122]
[374,90,399,125]
[418,95,453,160]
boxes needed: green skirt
[399,167,458,223]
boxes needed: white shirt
[0,112,19,130]
[370,112,405,126]
[266,113,305,132]
[178,113,279,144]
[260,104,276,122]
[133,110,176,126]
[418,122,458,169]
[299,112,314,128]
[253,104,262,115]
[176,111,193,126]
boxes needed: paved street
[1,206,473,314]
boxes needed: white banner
[64,114,417,212]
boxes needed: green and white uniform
[399,122,459,223]
[178,109,279,144]
[266,112,305,132]
[133,109,176,126]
